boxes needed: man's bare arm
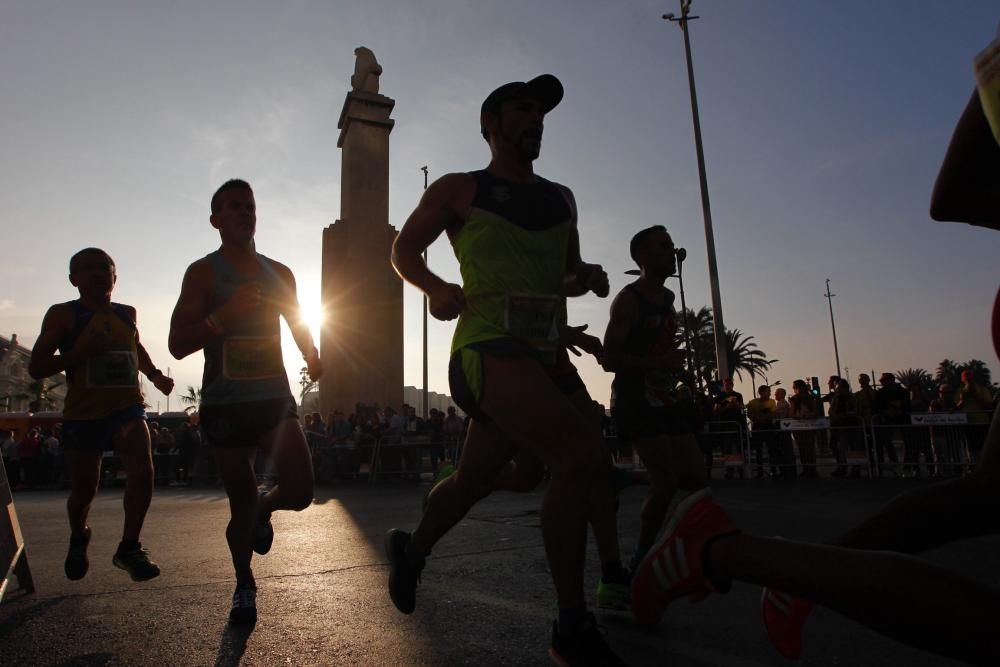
[392,173,472,320]
[28,305,76,379]
[168,261,218,360]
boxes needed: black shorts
[62,404,147,452]
[613,393,699,444]
[199,396,298,448]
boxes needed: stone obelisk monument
[320,47,402,417]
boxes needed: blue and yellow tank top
[450,170,573,363]
[60,301,144,420]
[200,251,293,406]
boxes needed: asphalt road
[1,476,995,666]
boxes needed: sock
[601,559,627,583]
[558,605,588,634]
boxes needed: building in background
[0,333,67,412]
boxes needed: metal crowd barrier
[368,434,450,483]
[869,412,992,478]
[773,417,873,478]
[698,420,750,476]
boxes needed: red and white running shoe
[630,488,739,625]
[761,587,815,660]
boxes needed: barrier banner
[0,455,34,603]
[779,418,830,431]
[910,413,968,426]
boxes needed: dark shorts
[449,339,581,423]
[62,404,147,452]
[199,396,298,449]
[613,392,699,444]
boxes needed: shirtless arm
[168,260,220,360]
[28,304,80,379]
[603,290,683,373]
[560,186,609,298]
[391,173,472,321]
[128,306,174,395]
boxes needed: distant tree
[678,307,777,385]
[959,359,992,387]
[935,359,962,389]
[179,385,202,408]
[895,368,933,393]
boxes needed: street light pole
[664,1,730,383]
[421,165,429,419]
[825,278,842,379]
[674,247,698,387]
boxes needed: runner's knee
[454,471,494,502]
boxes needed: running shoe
[112,542,161,581]
[254,490,274,555]
[229,582,258,626]
[630,488,739,625]
[761,587,814,660]
[385,529,424,614]
[64,526,91,581]
[549,613,627,666]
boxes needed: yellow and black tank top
[450,170,573,363]
[59,301,143,420]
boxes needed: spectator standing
[18,428,42,489]
[874,373,908,475]
[789,380,819,477]
[1,429,19,488]
[928,384,958,476]
[955,369,995,465]
[43,426,63,486]
[773,387,796,477]
[826,378,855,477]
[907,383,933,477]
[746,385,777,478]
[852,373,878,473]
[443,406,464,462]
[713,378,745,479]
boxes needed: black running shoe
[254,491,274,555]
[385,529,423,614]
[229,582,258,626]
[549,613,627,666]
[65,526,91,581]
[112,542,161,581]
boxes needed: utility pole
[421,165,429,419]
[825,279,842,379]
[664,0,729,382]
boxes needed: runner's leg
[114,419,154,541]
[413,419,516,555]
[707,534,1000,664]
[476,353,604,611]
[258,417,315,515]
[65,449,102,536]
[633,432,706,554]
[214,446,259,585]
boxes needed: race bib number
[504,294,560,350]
[86,350,138,388]
[223,336,284,381]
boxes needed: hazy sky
[2,1,997,411]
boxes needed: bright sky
[2,1,997,411]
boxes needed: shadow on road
[215,621,255,667]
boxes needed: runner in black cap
[387,74,627,665]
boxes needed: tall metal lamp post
[664,0,730,382]
[421,165,429,419]
[674,247,698,386]
[825,279,842,380]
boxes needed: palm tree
[935,359,961,389]
[680,307,777,385]
[895,368,933,393]
[959,359,992,387]
[179,385,202,408]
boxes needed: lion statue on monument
[351,46,382,94]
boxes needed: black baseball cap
[480,74,563,137]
